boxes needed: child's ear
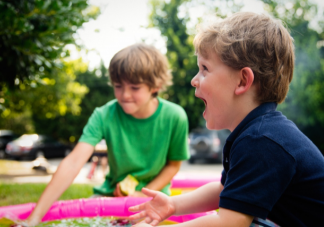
[234,67,254,95]
[151,87,160,94]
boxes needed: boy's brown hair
[193,12,295,103]
[109,43,172,96]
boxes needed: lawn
[0,182,93,207]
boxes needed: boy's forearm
[28,143,93,222]
[172,182,223,215]
[157,209,252,227]
[28,159,80,222]
[145,160,181,191]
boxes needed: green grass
[0,182,94,207]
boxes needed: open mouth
[198,97,207,106]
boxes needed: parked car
[0,130,19,159]
[188,128,230,164]
[5,134,72,160]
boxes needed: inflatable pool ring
[170,173,221,195]
[0,197,216,224]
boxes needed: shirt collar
[227,102,277,142]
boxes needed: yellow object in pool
[120,174,139,195]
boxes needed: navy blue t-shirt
[219,102,324,227]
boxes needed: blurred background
[0,0,324,208]
[0,0,324,158]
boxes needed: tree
[0,0,100,139]
[0,0,99,89]
[0,59,89,137]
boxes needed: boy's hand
[128,188,175,226]
[9,217,39,227]
[23,214,42,226]
[113,183,125,197]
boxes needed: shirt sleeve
[167,107,190,161]
[219,135,296,219]
[79,107,104,146]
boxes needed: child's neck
[229,98,260,132]
[131,97,159,119]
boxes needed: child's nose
[191,75,199,88]
[122,89,131,99]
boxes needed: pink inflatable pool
[0,197,216,224]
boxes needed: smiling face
[113,81,159,119]
[191,51,240,130]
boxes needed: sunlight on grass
[0,183,93,206]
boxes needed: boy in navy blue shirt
[128,12,324,227]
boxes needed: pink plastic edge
[0,197,216,223]
[171,173,221,188]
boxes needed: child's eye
[202,65,208,71]
[131,87,140,90]
[114,84,122,89]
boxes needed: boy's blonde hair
[194,12,295,103]
[109,43,172,96]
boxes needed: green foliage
[0,0,100,140]
[0,0,99,89]
[261,0,324,151]
[0,59,89,137]
[32,62,115,143]
[0,182,93,206]
[0,59,113,143]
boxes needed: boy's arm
[130,182,253,227]
[141,160,181,193]
[134,209,252,227]
[163,204,253,227]
[25,142,94,226]
[172,181,223,214]
[130,182,222,222]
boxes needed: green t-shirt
[79,97,189,195]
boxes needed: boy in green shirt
[26,43,189,225]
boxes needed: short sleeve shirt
[219,102,324,227]
[79,97,190,195]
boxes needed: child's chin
[206,122,218,130]
[121,107,135,114]
[124,110,135,116]
[205,122,213,130]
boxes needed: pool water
[37,217,132,227]
[0,217,176,227]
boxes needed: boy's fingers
[115,183,124,197]
[144,217,152,224]
[150,219,159,226]
[141,188,158,197]
[129,203,145,212]
[128,211,146,220]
